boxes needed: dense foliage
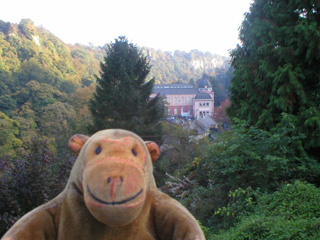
[0,112,22,157]
[89,37,165,141]
[0,134,75,235]
[153,123,209,186]
[207,70,232,107]
[211,181,320,239]
[227,0,320,158]
[164,119,320,234]
[0,19,103,153]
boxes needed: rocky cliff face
[191,58,228,70]
[142,48,230,83]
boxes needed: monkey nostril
[107,176,124,184]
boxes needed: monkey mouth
[87,185,143,205]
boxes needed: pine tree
[89,36,164,142]
[227,0,320,158]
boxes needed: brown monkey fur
[2,129,205,240]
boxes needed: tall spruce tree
[227,0,320,158]
[89,36,164,142]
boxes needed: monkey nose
[108,176,124,200]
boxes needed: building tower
[194,75,215,117]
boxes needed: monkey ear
[68,134,89,156]
[145,141,160,162]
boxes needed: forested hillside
[142,47,229,83]
[0,19,106,154]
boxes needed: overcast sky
[1,0,253,57]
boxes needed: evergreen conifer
[227,0,320,158]
[89,36,164,142]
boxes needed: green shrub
[211,181,320,239]
[214,187,260,227]
[183,118,320,229]
[195,118,319,192]
[198,220,213,239]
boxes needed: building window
[174,107,178,115]
[181,97,184,104]
[206,103,209,106]
[174,97,177,105]
[199,103,202,106]
[167,97,170,104]
[188,97,192,104]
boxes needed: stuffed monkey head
[68,129,160,227]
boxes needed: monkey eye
[95,146,102,154]
[131,148,137,156]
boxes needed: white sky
[1,0,253,57]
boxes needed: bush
[183,118,320,229]
[153,122,208,187]
[196,119,319,191]
[214,187,260,228]
[0,134,75,236]
[211,181,320,239]
[154,123,208,184]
